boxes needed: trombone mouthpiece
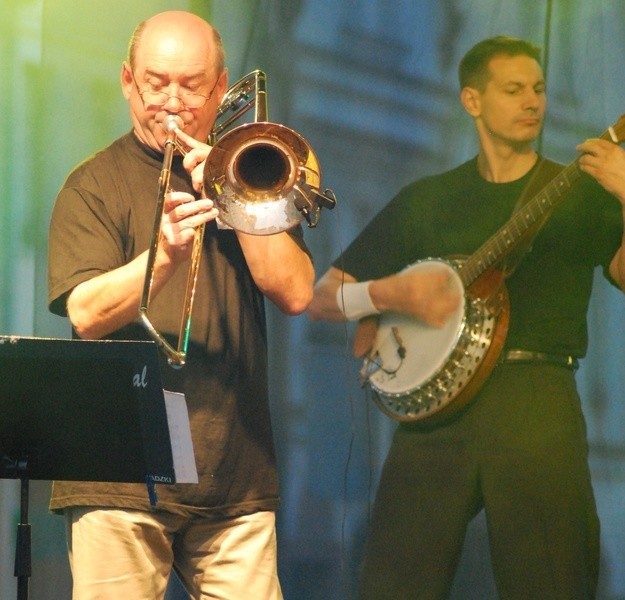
[162,115,184,133]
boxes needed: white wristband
[336,281,380,321]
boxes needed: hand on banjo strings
[389,266,462,328]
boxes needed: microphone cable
[331,198,376,600]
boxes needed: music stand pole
[12,459,31,600]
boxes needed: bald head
[120,10,229,152]
[127,11,225,77]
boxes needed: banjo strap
[501,157,565,278]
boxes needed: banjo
[357,115,625,424]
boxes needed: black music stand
[0,336,180,600]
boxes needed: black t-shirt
[48,132,309,517]
[335,157,622,357]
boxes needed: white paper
[163,390,199,484]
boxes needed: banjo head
[360,257,507,423]
[365,259,466,397]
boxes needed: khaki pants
[65,507,283,600]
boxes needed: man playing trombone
[48,10,314,599]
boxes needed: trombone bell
[204,69,335,235]
[204,122,325,235]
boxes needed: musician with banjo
[308,36,625,599]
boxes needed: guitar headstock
[605,114,625,144]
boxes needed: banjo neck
[459,114,625,289]
[458,159,581,289]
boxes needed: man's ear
[460,86,480,117]
[120,61,133,100]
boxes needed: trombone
[139,70,335,367]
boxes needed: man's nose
[162,94,184,111]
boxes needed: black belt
[500,349,579,371]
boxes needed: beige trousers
[65,507,283,600]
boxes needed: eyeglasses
[133,72,220,109]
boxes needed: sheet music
[163,390,199,484]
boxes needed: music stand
[0,335,180,600]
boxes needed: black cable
[332,201,358,599]
[537,0,554,154]
[238,0,263,75]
